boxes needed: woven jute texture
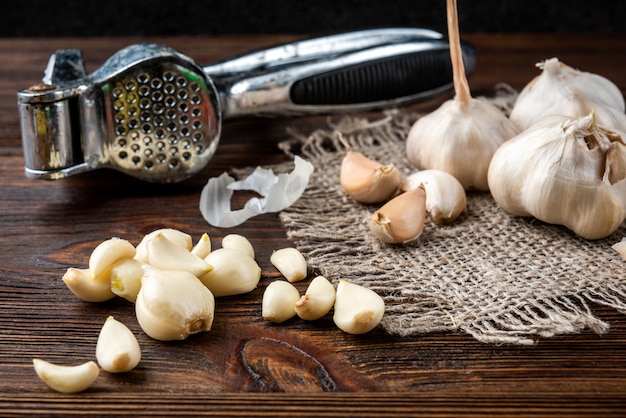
[276,92,626,345]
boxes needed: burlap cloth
[274,87,626,345]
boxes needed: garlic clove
[368,185,427,244]
[510,57,626,132]
[109,258,143,303]
[62,267,116,302]
[295,275,336,321]
[612,238,626,260]
[488,113,626,240]
[89,237,136,279]
[221,233,255,259]
[262,280,301,323]
[145,232,212,277]
[191,233,212,259]
[340,148,402,203]
[32,359,99,393]
[135,266,215,341]
[135,228,192,263]
[270,247,308,283]
[95,316,141,373]
[200,248,261,297]
[333,279,385,335]
[401,169,466,224]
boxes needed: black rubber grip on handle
[290,49,453,105]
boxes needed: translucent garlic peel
[32,359,99,393]
[333,279,385,335]
[488,113,626,240]
[340,149,401,203]
[199,156,314,228]
[401,169,466,224]
[135,266,215,341]
[510,57,626,132]
[96,316,141,373]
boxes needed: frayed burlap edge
[275,87,626,345]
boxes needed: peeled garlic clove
[270,247,308,283]
[510,57,626,132]
[401,169,466,224]
[191,233,212,259]
[200,248,261,297]
[295,275,336,321]
[340,148,402,203]
[96,316,141,373]
[145,232,212,277]
[488,113,626,240]
[221,233,255,259]
[368,185,427,244]
[135,266,215,341]
[62,267,116,302]
[109,258,143,303]
[333,279,384,334]
[135,228,192,263]
[262,280,301,323]
[612,238,626,260]
[32,359,99,393]
[89,237,136,279]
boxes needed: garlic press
[17,28,476,183]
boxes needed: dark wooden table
[1,33,626,416]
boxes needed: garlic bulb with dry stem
[405,0,518,191]
[401,169,466,224]
[510,57,626,132]
[488,113,626,240]
[368,185,427,244]
[340,147,402,204]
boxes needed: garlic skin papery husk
[510,57,626,132]
[340,148,402,203]
[488,113,626,240]
[135,266,215,341]
[368,185,427,244]
[401,169,466,224]
[405,0,519,191]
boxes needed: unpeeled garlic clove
[96,316,141,373]
[89,237,136,279]
[32,358,99,393]
[333,279,385,334]
[262,280,301,323]
[200,248,261,297]
[270,247,308,282]
[401,169,466,224]
[62,267,116,302]
[368,185,427,244]
[135,266,215,341]
[109,258,143,303]
[295,275,336,321]
[135,228,192,263]
[340,148,402,203]
[221,234,255,259]
[191,233,212,259]
[145,232,212,277]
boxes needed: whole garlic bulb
[488,113,626,240]
[405,0,519,191]
[510,57,626,132]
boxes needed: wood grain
[1,34,626,415]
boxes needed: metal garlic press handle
[208,37,475,119]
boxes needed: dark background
[2,0,625,37]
